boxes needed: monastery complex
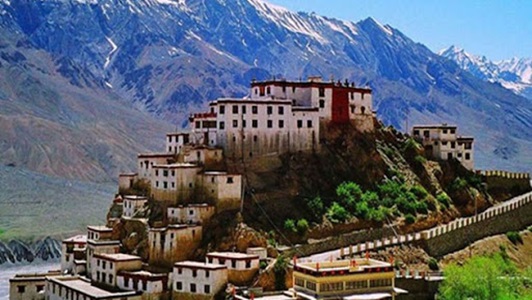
[10,77,477,300]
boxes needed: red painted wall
[332,88,349,123]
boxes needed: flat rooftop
[124,195,148,201]
[207,252,259,260]
[48,276,140,298]
[87,225,113,232]
[174,261,227,270]
[412,124,457,129]
[152,163,198,168]
[63,234,87,244]
[94,253,142,262]
[294,258,392,276]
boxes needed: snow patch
[104,36,118,69]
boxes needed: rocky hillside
[0,0,530,173]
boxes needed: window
[142,280,147,291]
[190,283,197,293]
[219,121,225,130]
[189,209,194,215]
[451,129,456,134]
[242,120,246,128]
[178,268,182,274]
[282,85,286,93]
[17,285,25,293]
[242,105,246,114]
[233,120,238,128]
[227,177,234,184]
[155,170,159,176]
[192,270,197,277]
[442,141,448,146]
[102,273,106,283]
[465,153,471,160]
[163,181,168,189]
[232,105,238,114]
[195,121,201,129]
[423,130,429,138]
[219,105,225,114]
[231,260,236,268]
[306,281,316,291]
[155,181,159,188]
[413,130,419,136]
[267,106,273,115]
[245,260,251,268]
[254,88,258,95]
[204,285,211,294]
[208,257,213,264]
[292,86,296,93]
[447,153,453,160]
[109,262,113,269]
[171,182,175,188]
[125,278,129,287]
[109,274,113,284]
[253,136,258,142]
[102,261,106,269]
[252,106,258,114]
[278,106,284,115]
[451,142,456,149]
[443,129,448,134]
[319,87,325,97]
[37,285,44,292]
[465,143,472,150]
[319,99,325,108]
[279,120,284,128]
[266,86,271,94]
[297,120,303,128]
[176,281,183,291]
[267,120,273,128]
[205,270,210,278]
[252,120,258,128]
[307,120,313,128]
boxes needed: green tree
[326,202,350,223]
[306,195,325,218]
[439,255,529,300]
[284,219,296,232]
[296,219,309,234]
[336,181,363,210]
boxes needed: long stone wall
[299,192,532,261]
[419,192,532,257]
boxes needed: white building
[46,276,142,300]
[137,153,176,180]
[206,252,260,285]
[123,195,148,218]
[86,240,120,280]
[150,163,202,203]
[148,224,202,267]
[167,203,215,224]
[197,171,243,211]
[166,132,190,154]
[87,225,113,241]
[172,261,228,300]
[61,235,87,275]
[91,253,143,288]
[117,270,168,297]
[9,270,61,300]
[412,124,474,170]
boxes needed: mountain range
[0,0,530,184]
[439,45,532,100]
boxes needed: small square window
[279,120,284,128]
[219,105,225,114]
[267,120,273,128]
[205,284,211,294]
[242,105,246,114]
[176,281,183,291]
[17,286,25,293]
[252,106,258,114]
[267,106,273,115]
[307,120,312,128]
[190,283,197,293]
[278,106,284,115]
[219,121,225,130]
[297,120,303,128]
[233,120,238,128]
[252,120,258,128]
[232,105,239,114]
[227,177,234,184]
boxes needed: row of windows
[48,282,90,300]
[207,257,253,269]
[253,86,366,100]
[123,277,148,291]
[176,268,211,278]
[175,282,211,294]
[95,271,114,285]
[219,105,285,115]
[96,259,113,270]
[219,119,313,130]
[446,152,471,160]
[16,284,44,294]
[167,135,189,143]
[370,278,392,287]
[320,282,343,292]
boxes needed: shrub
[405,213,416,224]
[414,155,427,164]
[450,177,468,192]
[284,219,296,232]
[259,260,268,269]
[273,255,288,290]
[410,185,428,199]
[296,219,309,234]
[428,258,439,271]
[336,181,363,210]
[506,231,523,245]
[326,202,350,223]
[306,196,325,219]
[415,201,429,214]
[436,192,451,208]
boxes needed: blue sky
[267,0,532,61]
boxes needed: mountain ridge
[0,0,530,177]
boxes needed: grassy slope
[0,165,114,241]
